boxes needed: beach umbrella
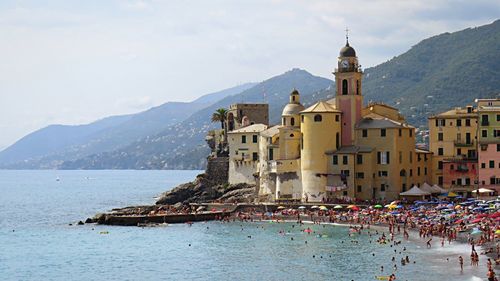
[390,200,400,205]
[470,228,482,236]
[196,206,206,211]
[396,205,403,209]
[387,205,397,209]
[455,205,462,209]
[298,206,306,209]
[277,206,286,210]
[319,206,328,211]
[374,204,383,208]
[447,192,458,198]
[311,205,319,209]
[334,205,343,209]
[495,229,500,235]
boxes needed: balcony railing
[454,140,474,147]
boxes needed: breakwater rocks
[155,173,256,205]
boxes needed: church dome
[282,103,305,116]
[340,42,356,57]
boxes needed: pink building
[478,143,500,191]
[442,159,478,197]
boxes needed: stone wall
[206,156,229,185]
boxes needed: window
[343,155,348,165]
[409,152,413,163]
[418,154,421,162]
[357,185,362,192]
[241,135,246,143]
[342,79,348,95]
[356,173,364,179]
[399,151,402,164]
[409,129,413,137]
[457,119,462,127]
[381,129,386,137]
[438,176,443,185]
[409,169,413,176]
[341,170,350,176]
[482,114,489,125]
[356,80,360,95]
[457,178,462,185]
[438,133,443,141]
[301,115,304,122]
[290,118,295,126]
[314,114,322,122]
[457,148,462,155]
[482,130,487,138]
[481,163,486,169]
[378,171,388,177]
[252,152,258,161]
[399,129,402,137]
[362,129,368,137]
[490,160,495,168]
[357,154,363,164]
[497,144,500,152]
[381,184,386,192]
[283,118,286,125]
[335,115,339,122]
[333,155,338,165]
[438,161,443,170]
[417,167,421,176]
[269,148,273,160]
[450,164,454,170]
[252,135,258,143]
[497,114,500,122]
[465,119,471,126]
[336,133,340,149]
[378,151,390,165]
[424,167,427,175]
[465,178,470,185]
[491,177,497,185]
[438,148,443,156]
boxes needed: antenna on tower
[345,27,350,45]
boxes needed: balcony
[443,156,478,162]
[454,140,474,147]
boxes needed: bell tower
[334,29,363,146]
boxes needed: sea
[0,170,489,281]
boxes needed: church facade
[227,39,433,202]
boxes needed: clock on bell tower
[334,30,363,146]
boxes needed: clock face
[341,60,349,68]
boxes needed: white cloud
[0,0,498,147]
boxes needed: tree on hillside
[211,108,228,146]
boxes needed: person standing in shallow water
[459,256,464,272]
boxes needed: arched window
[292,96,296,102]
[314,114,322,122]
[400,169,406,177]
[356,80,360,95]
[342,79,348,95]
[291,117,295,126]
[336,133,340,149]
[282,117,286,126]
[289,134,294,137]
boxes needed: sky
[0,0,499,150]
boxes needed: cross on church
[345,27,349,42]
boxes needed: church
[226,38,433,202]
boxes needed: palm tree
[211,108,228,146]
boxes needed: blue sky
[0,0,499,149]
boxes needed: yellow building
[428,106,478,194]
[227,38,435,202]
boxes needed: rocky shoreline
[86,172,257,225]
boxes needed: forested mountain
[1,20,499,170]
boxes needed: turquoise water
[0,170,488,281]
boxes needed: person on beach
[487,268,496,281]
[459,256,464,272]
[427,238,432,248]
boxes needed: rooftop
[301,101,340,114]
[229,124,268,134]
[356,116,413,129]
